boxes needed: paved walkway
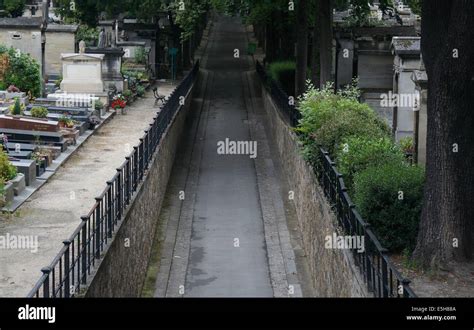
[0,82,177,297]
[152,15,309,297]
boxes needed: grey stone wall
[82,75,199,297]
[258,76,369,297]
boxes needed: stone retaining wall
[82,74,199,297]
[258,75,369,297]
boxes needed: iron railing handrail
[27,61,200,298]
[256,60,416,298]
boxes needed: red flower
[111,99,126,109]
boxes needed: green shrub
[3,0,26,18]
[0,147,17,182]
[94,100,104,111]
[336,136,406,191]
[135,47,147,64]
[399,136,415,154]
[76,25,99,46]
[0,45,41,97]
[268,61,296,96]
[10,98,24,115]
[353,163,425,252]
[31,106,48,118]
[296,83,391,166]
[136,85,145,97]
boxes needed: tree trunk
[319,0,332,86]
[295,0,309,97]
[311,0,321,87]
[413,0,474,269]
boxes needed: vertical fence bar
[107,181,113,238]
[133,146,138,190]
[117,168,123,220]
[125,158,131,205]
[80,216,88,284]
[41,267,51,298]
[139,139,144,180]
[63,240,71,298]
[94,198,101,259]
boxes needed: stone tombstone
[60,53,105,94]
[411,66,428,165]
[86,46,125,92]
[391,36,421,141]
[0,115,59,132]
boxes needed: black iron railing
[318,148,416,298]
[256,61,301,127]
[256,61,416,298]
[27,61,200,298]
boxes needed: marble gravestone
[56,47,109,114]
[60,52,105,94]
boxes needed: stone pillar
[411,68,428,165]
[391,36,421,141]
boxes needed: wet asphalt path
[185,15,272,297]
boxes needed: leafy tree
[0,45,41,97]
[1,0,26,17]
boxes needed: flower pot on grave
[36,160,46,177]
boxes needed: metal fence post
[116,168,123,220]
[63,240,71,298]
[133,146,138,190]
[41,267,51,298]
[125,157,131,205]
[94,198,102,259]
[139,139,144,180]
[106,182,113,238]
[80,216,88,284]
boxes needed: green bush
[353,163,425,252]
[296,83,390,165]
[3,0,26,17]
[0,147,17,182]
[10,97,23,115]
[135,47,147,64]
[136,85,145,97]
[123,90,133,99]
[94,100,104,111]
[31,106,48,118]
[268,61,295,96]
[0,45,41,97]
[336,136,406,191]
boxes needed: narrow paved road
[152,15,307,297]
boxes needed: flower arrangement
[58,115,75,128]
[111,95,127,110]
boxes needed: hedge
[336,135,406,192]
[268,61,295,96]
[297,82,425,254]
[353,163,425,252]
[296,82,391,165]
